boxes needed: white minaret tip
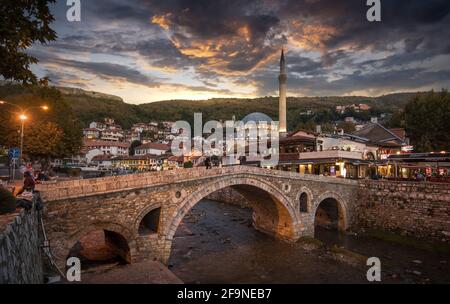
[278,49,287,135]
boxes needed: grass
[298,236,323,247]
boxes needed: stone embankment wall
[355,180,450,243]
[206,187,250,208]
[0,207,44,284]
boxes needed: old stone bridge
[38,166,359,267]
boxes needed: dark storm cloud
[150,0,284,74]
[56,60,161,86]
[30,48,163,87]
[279,0,450,50]
[37,0,450,99]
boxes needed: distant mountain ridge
[55,86,124,102]
[0,84,422,130]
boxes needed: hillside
[0,84,420,129]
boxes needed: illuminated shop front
[277,151,374,179]
[379,152,450,181]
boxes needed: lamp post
[0,100,49,163]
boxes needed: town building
[351,122,409,160]
[100,128,125,142]
[275,131,379,179]
[383,152,449,181]
[91,154,114,169]
[135,142,170,156]
[82,140,129,164]
[112,155,160,171]
[83,128,101,140]
[336,103,371,114]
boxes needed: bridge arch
[313,192,349,232]
[134,203,163,235]
[165,176,299,242]
[61,221,137,268]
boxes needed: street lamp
[0,100,49,162]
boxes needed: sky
[29,0,450,104]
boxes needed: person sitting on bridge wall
[16,171,35,196]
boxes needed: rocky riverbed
[169,199,450,284]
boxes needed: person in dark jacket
[16,171,35,195]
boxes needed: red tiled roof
[113,155,159,161]
[389,128,406,140]
[168,155,184,162]
[84,140,129,148]
[136,142,170,151]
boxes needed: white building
[83,140,129,157]
[101,129,125,142]
[135,142,170,156]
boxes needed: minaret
[278,49,287,135]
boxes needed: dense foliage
[403,90,450,152]
[58,89,416,130]
[0,0,56,84]
[0,85,82,162]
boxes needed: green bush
[0,187,16,214]
[183,161,193,169]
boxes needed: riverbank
[77,261,183,284]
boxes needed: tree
[337,121,356,133]
[295,119,316,132]
[404,90,450,152]
[129,140,142,156]
[0,0,57,84]
[0,85,82,160]
[23,121,64,160]
[385,110,404,128]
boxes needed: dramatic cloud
[28,0,450,102]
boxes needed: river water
[169,199,450,284]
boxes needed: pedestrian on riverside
[16,171,35,196]
[416,172,425,182]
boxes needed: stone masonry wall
[355,180,450,243]
[0,207,44,284]
[206,187,250,208]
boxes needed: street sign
[8,147,20,159]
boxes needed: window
[299,192,308,213]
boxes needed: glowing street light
[0,100,50,162]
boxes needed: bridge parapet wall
[38,166,357,202]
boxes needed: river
[169,199,450,284]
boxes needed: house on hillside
[135,142,170,156]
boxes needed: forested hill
[0,84,419,129]
[63,89,419,130]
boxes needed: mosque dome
[241,112,273,124]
